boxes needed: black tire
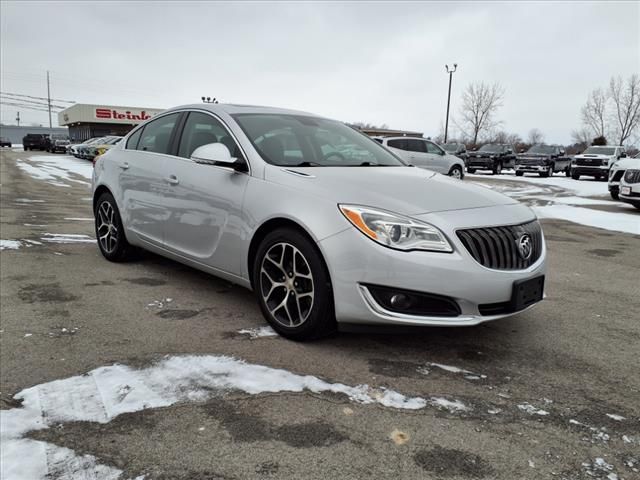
[515,171,524,177]
[492,162,502,175]
[448,165,464,180]
[467,167,476,174]
[23,147,27,151]
[94,192,134,262]
[253,227,336,341]
[565,168,571,177]
[610,191,619,200]
[571,171,580,180]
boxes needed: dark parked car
[466,144,516,174]
[22,133,50,151]
[0,137,11,148]
[515,144,571,177]
[441,142,467,162]
[46,135,71,153]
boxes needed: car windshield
[479,144,503,153]
[527,145,556,154]
[441,143,459,152]
[232,114,406,167]
[583,146,615,155]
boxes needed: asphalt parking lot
[1,149,639,480]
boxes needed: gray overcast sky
[1,1,638,144]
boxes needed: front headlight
[339,205,453,252]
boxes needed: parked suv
[571,145,626,180]
[0,137,11,148]
[619,167,640,210]
[375,136,465,179]
[22,133,50,151]
[441,143,468,162]
[466,144,516,174]
[609,153,640,200]
[46,135,70,153]
[515,144,571,177]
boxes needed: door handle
[119,162,129,170]
[166,175,179,185]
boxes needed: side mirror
[191,143,245,171]
[560,150,566,155]
[620,152,627,158]
[519,149,525,153]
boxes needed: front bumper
[320,204,546,327]
[467,158,494,168]
[516,164,549,172]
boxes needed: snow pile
[237,326,279,339]
[418,362,487,381]
[0,240,22,251]
[517,403,549,416]
[534,204,639,235]
[1,354,444,479]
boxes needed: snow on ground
[0,240,22,251]
[41,233,95,244]
[468,172,639,235]
[0,354,458,479]
[418,362,487,381]
[15,154,92,188]
[237,325,279,339]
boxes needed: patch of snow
[16,155,92,189]
[0,240,22,251]
[23,334,32,338]
[0,354,434,478]
[23,223,47,227]
[534,204,640,235]
[64,217,94,221]
[146,298,173,309]
[487,408,502,415]
[517,403,549,416]
[237,326,279,339]
[528,460,535,468]
[421,362,487,380]
[605,413,625,421]
[41,233,95,244]
[622,435,635,444]
[24,239,43,246]
[429,397,470,413]
[15,198,45,203]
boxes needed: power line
[0,91,75,104]
[0,100,55,113]
[0,95,66,110]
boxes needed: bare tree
[350,121,389,130]
[581,88,608,138]
[609,74,640,146]
[571,127,592,146]
[527,128,544,145]
[456,82,505,146]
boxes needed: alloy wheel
[96,201,118,254]
[260,242,314,327]
[450,167,462,179]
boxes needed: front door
[162,111,250,276]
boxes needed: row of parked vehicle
[21,133,70,153]
[67,136,123,161]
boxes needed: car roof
[163,103,322,118]
[378,136,426,140]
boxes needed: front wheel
[253,228,336,341]
[571,171,580,180]
[565,168,571,177]
[467,167,476,174]
[515,171,524,177]
[94,192,134,262]
[448,165,464,180]
[610,191,619,200]
[492,162,502,175]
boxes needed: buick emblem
[517,234,533,260]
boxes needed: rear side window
[373,138,383,144]
[178,112,243,160]
[405,139,426,153]
[137,113,179,154]
[387,139,408,150]
[126,129,142,149]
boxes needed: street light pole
[444,63,457,143]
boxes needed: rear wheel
[448,165,463,179]
[515,171,524,177]
[253,228,336,341]
[94,192,134,262]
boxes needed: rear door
[162,110,250,276]
[118,112,181,246]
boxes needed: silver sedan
[92,104,547,340]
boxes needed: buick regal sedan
[92,104,546,340]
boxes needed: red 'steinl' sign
[95,108,151,121]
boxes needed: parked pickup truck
[515,144,571,177]
[466,144,516,175]
[22,133,50,151]
[571,145,627,180]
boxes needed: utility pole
[444,63,458,143]
[16,111,20,126]
[46,70,52,131]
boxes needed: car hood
[575,154,613,159]
[264,166,517,215]
[612,157,640,169]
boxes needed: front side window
[425,141,444,155]
[178,111,243,160]
[233,114,405,167]
[137,113,179,154]
[387,138,408,150]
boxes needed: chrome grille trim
[457,220,543,270]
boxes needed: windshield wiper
[291,161,320,167]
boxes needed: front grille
[624,169,640,183]
[576,158,603,166]
[457,220,543,270]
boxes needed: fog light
[389,294,411,310]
